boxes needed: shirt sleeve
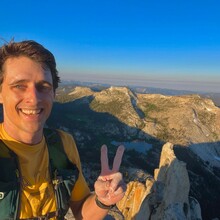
[57,130,90,201]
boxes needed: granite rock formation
[114,142,202,220]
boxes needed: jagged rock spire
[115,142,202,220]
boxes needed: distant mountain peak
[67,86,95,101]
[69,86,94,95]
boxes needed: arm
[70,145,126,220]
[70,193,108,220]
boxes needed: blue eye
[37,84,53,93]
[15,84,26,89]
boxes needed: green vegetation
[141,102,158,117]
[126,149,148,169]
[197,111,215,125]
[157,130,170,141]
[90,99,125,115]
[138,102,161,124]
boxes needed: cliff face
[113,142,202,220]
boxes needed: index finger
[112,145,125,172]
[100,145,110,175]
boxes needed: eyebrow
[9,79,29,86]
[9,79,53,87]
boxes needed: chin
[25,125,44,134]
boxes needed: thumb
[94,178,110,195]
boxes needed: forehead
[3,56,52,82]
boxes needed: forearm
[70,193,109,220]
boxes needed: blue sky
[1,0,220,92]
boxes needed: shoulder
[56,129,76,143]
[56,129,81,167]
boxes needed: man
[0,40,126,219]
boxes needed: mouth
[20,108,43,115]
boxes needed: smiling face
[0,56,55,144]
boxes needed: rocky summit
[48,86,220,219]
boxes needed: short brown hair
[0,40,60,90]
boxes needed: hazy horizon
[60,73,220,93]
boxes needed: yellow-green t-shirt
[0,124,90,219]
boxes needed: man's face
[0,56,54,141]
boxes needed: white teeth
[21,109,41,115]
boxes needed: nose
[25,86,41,103]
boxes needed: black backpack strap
[44,128,79,219]
[43,128,70,169]
[0,140,20,220]
[0,139,14,158]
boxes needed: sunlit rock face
[115,143,202,220]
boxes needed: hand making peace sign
[94,144,127,206]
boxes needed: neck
[3,123,43,145]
